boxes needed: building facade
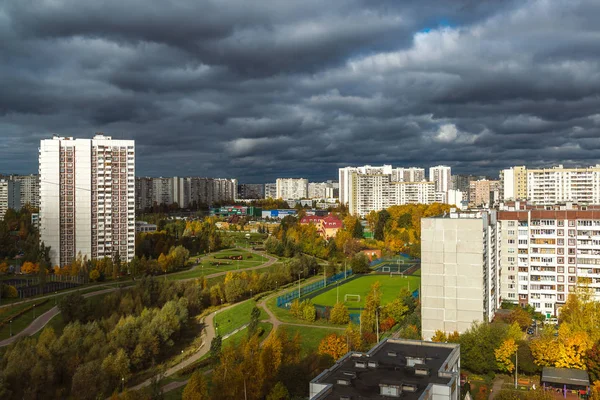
[40,134,135,267]
[309,339,461,400]
[500,165,600,204]
[9,174,40,208]
[237,183,265,199]
[421,211,499,340]
[469,179,501,208]
[343,167,436,216]
[308,181,338,199]
[429,165,452,193]
[497,204,600,318]
[264,183,277,199]
[0,179,20,220]
[276,178,308,200]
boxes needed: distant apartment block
[276,178,308,200]
[9,174,40,208]
[135,177,237,209]
[0,179,21,220]
[264,183,277,199]
[135,221,157,233]
[429,165,452,193]
[309,339,461,400]
[339,165,437,216]
[237,183,265,199]
[40,134,135,267]
[421,210,499,340]
[308,181,338,199]
[497,202,600,317]
[501,165,600,204]
[469,179,501,208]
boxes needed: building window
[545,303,553,308]
[508,221,515,226]
[568,267,575,273]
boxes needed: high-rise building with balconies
[39,134,135,267]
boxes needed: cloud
[0,0,600,181]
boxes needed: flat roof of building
[311,339,459,400]
[542,367,590,387]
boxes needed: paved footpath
[0,286,120,347]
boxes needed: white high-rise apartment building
[339,165,393,205]
[429,165,452,193]
[497,204,600,318]
[264,183,277,199]
[10,174,40,208]
[40,134,135,267]
[276,178,308,200]
[421,210,500,340]
[0,179,21,220]
[500,165,600,204]
[391,167,426,183]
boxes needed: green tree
[266,382,290,400]
[350,252,370,274]
[459,322,508,374]
[210,334,223,363]
[58,291,90,324]
[248,306,261,336]
[330,302,350,325]
[183,371,209,400]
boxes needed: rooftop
[310,339,460,400]
[542,367,590,387]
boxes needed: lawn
[224,322,273,349]
[214,300,268,336]
[310,274,420,308]
[167,248,270,281]
[0,285,121,340]
[282,325,341,357]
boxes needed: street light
[33,304,36,320]
[121,377,124,392]
[9,320,12,336]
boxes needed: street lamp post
[121,377,124,392]
[376,307,380,343]
[9,320,12,336]
[298,272,301,298]
[514,347,519,389]
[33,304,36,320]
[336,281,339,303]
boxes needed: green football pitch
[310,274,420,308]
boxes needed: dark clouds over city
[1,0,600,182]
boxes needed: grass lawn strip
[282,325,341,357]
[214,300,268,336]
[310,274,420,309]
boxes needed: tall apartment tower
[0,179,21,220]
[421,210,500,340]
[39,134,135,267]
[500,166,527,201]
[276,178,308,200]
[429,165,452,193]
[10,174,40,208]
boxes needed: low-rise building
[135,221,157,233]
[299,214,343,239]
[309,339,461,400]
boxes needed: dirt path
[489,378,505,400]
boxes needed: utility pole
[336,281,339,303]
[514,347,518,389]
[298,272,301,298]
[376,307,380,343]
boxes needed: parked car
[527,328,534,335]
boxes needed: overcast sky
[1,1,600,183]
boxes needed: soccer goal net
[345,294,361,303]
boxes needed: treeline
[0,206,49,266]
[436,288,600,393]
[365,203,451,258]
[0,278,193,399]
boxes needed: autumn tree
[318,333,348,360]
[183,371,209,400]
[431,330,447,343]
[508,307,532,330]
[360,282,381,333]
[345,323,363,351]
[330,302,350,325]
[587,342,600,382]
[529,326,559,367]
[495,338,519,373]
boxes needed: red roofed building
[299,214,343,239]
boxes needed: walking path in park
[0,248,277,346]
[0,286,119,347]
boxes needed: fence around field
[369,253,420,268]
[275,269,354,308]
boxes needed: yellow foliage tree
[21,261,39,274]
[318,333,348,360]
[555,324,592,369]
[0,262,8,273]
[431,330,447,343]
[530,327,559,367]
[495,338,519,373]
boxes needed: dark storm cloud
[1,0,600,181]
